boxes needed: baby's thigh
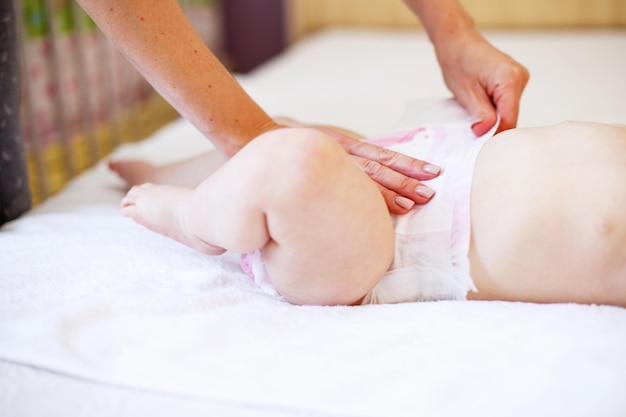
[256,129,395,306]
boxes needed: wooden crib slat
[16,0,222,206]
[41,0,76,182]
[68,0,100,168]
[15,0,48,203]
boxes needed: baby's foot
[109,160,159,186]
[122,183,226,256]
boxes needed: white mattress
[2,29,626,417]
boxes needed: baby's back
[468,122,626,306]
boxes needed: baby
[112,120,626,307]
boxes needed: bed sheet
[2,29,626,417]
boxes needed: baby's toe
[121,184,150,207]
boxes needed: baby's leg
[110,119,360,188]
[110,151,226,188]
[122,183,227,255]
[274,116,364,140]
[123,128,395,306]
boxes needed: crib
[16,0,222,205]
[1,1,626,416]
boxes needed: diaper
[359,122,496,304]
[240,250,280,297]
[242,120,498,304]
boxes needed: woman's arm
[403,0,529,134]
[76,0,278,157]
[78,0,441,213]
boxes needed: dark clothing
[0,1,31,226]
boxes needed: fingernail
[423,164,440,175]
[394,196,415,210]
[471,119,483,128]
[416,185,435,199]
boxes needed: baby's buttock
[468,122,626,304]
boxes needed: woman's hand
[276,118,441,214]
[328,132,440,214]
[435,30,529,136]
[402,0,529,136]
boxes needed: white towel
[1,102,626,417]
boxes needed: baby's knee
[253,127,348,192]
[261,127,342,161]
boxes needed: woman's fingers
[464,61,528,134]
[335,134,441,180]
[349,154,436,214]
[490,66,529,132]
[457,85,499,137]
[330,134,439,212]
[436,30,529,135]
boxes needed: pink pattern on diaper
[365,125,448,163]
[364,128,425,147]
[366,124,489,257]
[241,252,254,277]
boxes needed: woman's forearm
[402,0,478,46]
[403,0,529,135]
[76,0,278,157]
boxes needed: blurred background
[15,0,626,203]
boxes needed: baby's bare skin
[120,128,395,306]
[122,183,226,256]
[110,151,226,188]
[115,122,626,307]
[469,122,626,306]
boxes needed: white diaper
[242,119,498,305]
[240,250,280,298]
[359,121,497,304]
